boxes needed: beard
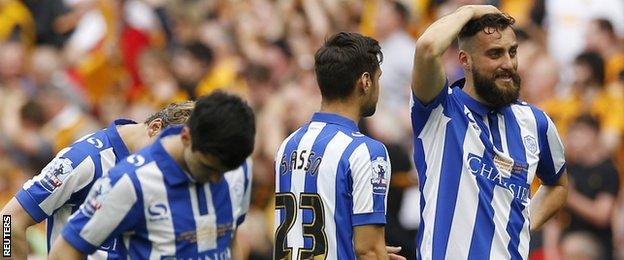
[361,101,377,117]
[472,65,521,108]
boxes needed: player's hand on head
[460,5,502,18]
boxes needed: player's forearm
[356,246,388,260]
[49,236,85,260]
[530,183,568,232]
[7,226,28,260]
[415,6,475,57]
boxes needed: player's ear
[180,126,191,146]
[360,72,371,94]
[147,118,163,138]
[459,50,471,71]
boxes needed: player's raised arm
[412,5,501,104]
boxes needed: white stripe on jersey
[224,162,249,226]
[497,113,509,154]
[189,183,217,252]
[81,174,137,246]
[546,116,565,172]
[136,162,176,259]
[317,132,352,259]
[273,131,297,244]
[511,105,540,257]
[418,105,450,258]
[349,143,374,214]
[444,106,485,259]
[100,148,116,177]
[287,122,326,252]
[50,205,73,249]
[489,186,513,259]
[40,157,96,215]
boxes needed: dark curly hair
[458,13,516,47]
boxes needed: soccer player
[0,101,194,259]
[274,32,400,259]
[49,91,255,259]
[411,5,568,259]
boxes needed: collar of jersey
[311,112,359,132]
[107,118,136,162]
[151,125,193,186]
[452,78,496,117]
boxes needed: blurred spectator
[585,18,624,85]
[561,232,604,260]
[542,51,624,154]
[0,0,35,46]
[558,115,619,259]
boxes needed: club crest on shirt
[81,177,112,217]
[523,135,538,154]
[39,158,74,193]
[370,157,389,195]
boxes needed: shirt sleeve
[349,140,391,227]
[61,170,142,254]
[15,147,96,222]
[411,80,450,136]
[237,158,253,226]
[536,113,567,185]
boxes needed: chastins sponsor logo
[467,153,530,203]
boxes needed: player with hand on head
[411,5,568,259]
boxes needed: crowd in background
[0,0,623,259]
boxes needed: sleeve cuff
[62,225,98,254]
[15,190,48,222]
[352,212,386,227]
[540,163,566,186]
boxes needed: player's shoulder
[63,129,111,160]
[344,134,388,160]
[107,149,154,182]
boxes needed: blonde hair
[144,101,195,128]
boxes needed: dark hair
[594,18,615,38]
[187,42,214,66]
[144,101,195,128]
[314,32,382,101]
[574,51,605,86]
[458,13,516,44]
[392,0,410,24]
[572,114,600,132]
[187,91,255,169]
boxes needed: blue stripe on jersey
[414,138,427,260]
[105,119,134,162]
[196,183,209,215]
[488,113,503,151]
[431,105,469,260]
[529,106,557,185]
[167,184,198,255]
[210,180,234,250]
[502,108,528,260]
[334,140,362,260]
[303,125,338,249]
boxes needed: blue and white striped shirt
[61,125,252,259]
[16,119,135,259]
[274,112,391,259]
[412,79,566,260]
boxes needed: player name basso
[467,153,530,203]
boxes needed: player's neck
[118,123,151,153]
[159,135,187,170]
[462,76,491,106]
[319,100,361,124]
